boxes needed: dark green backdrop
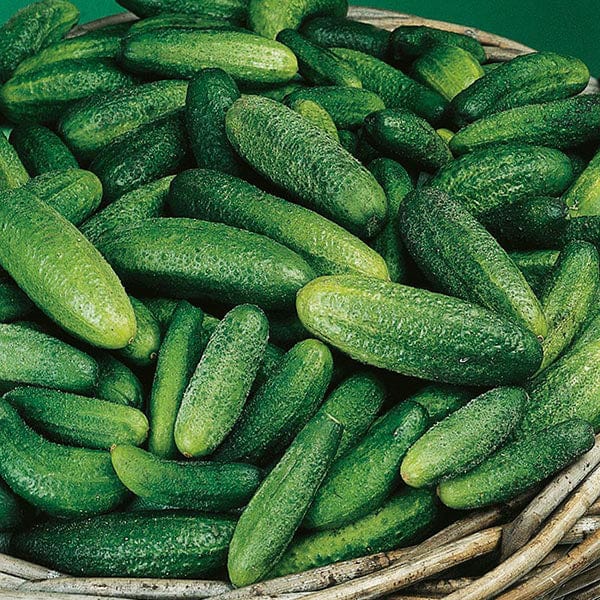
[2,0,599,73]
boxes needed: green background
[2,0,599,73]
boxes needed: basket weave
[4,7,600,600]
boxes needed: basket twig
[0,553,62,581]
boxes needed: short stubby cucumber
[0,279,34,323]
[95,352,144,409]
[0,135,29,190]
[408,384,475,424]
[510,250,560,297]
[288,98,339,140]
[564,147,600,217]
[117,296,161,368]
[116,0,248,22]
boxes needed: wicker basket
[4,7,600,600]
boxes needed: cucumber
[96,217,315,310]
[0,279,34,322]
[127,13,234,33]
[338,129,358,154]
[95,352,144,409]
[0,134,29,190]
[409,384,474,424]
[296,275,543,386]
[148,301,205,458]
[401,387,525,489]
[168,169,389,279]
[185,69,242,176]
[300,16,390,59]
[304,401,428,530]
[450,95,600,154]
[59,79,189,160]
[449,52,591,127]
[215,339,333,464]
[117,297,161,368]
[116,0,248,23]
[277,29,361,88]
[0,481,23,531]
[436,127,454,143]
[364,109,452,172]
[0,400,127,518]
[225,95,387,238]
[9,124,78,176]
[4,386,149,450]
[0,0,80,82]
[284,86,384,129]
[438,419,594,509]
[11,511,237,577]
[248,0,347,39]
[331,48,447,125]
[399,187,547,338]
[0,59,136,124]
[271,488,438,576]
[141,296,180,334]
[288,98,339,140]
[564,147,600,217]
[0,323,97,393]
[510,250,560,296]
[122,29,298,85]
[227,413,342,587]
[0,188,136,350]
[89,116,189,201]
[561,216,600,250]
[429,144,574,224]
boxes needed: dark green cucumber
[297,275,543,386]
[11,511,237,577]
[117,0,248,23]
[215,339,333,464]
[304,401,428,530]
[438,419,594,509]
[226,95,387,239]
[0,400,127,518]
[141,297,180,334]
[450,95,600,154]
[564,147,600,217]
[227,413,342,587]
[4,386,149,450]
[409,384,475,424]
[0,279,34,323]
[401,387,525,489]
[0,134,29,190]
[338,129,358,154]
[95,217,315,310]
[168,169,389,279]
[0,481,23,531]
[95,352,144,409]
[127,13,235,33]
[148,301,205,458]
[117,297,161,368]
[399,187,547,337]
[0,188,136,349]
[510,250,560,296]
[265,311,308,346]
[288,98,339,140]
[561,216,600,250]
[245,79,307,102]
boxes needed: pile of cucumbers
[0,0,599,587]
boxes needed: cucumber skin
[96,217,316,311]
[227,414,342,587]
[565,148,600,217]
[226,95,388,239]
[0,481,23,531]
[297,275,543,387]
[0,280,34,323]
[0,188,136,350]
[168,168,389,280]
[288,98,339,140]
[118,296,161,368]
[11,511,237,578]
[116,0,248,22]
[95,353,144,409]
[401,387,526,489]
[0,400,128,518]
[0,135,29,191]
[438,419,594,509]
[409,384,474,424]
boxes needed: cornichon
[564,147,600,217]
[408,384,474,424]
[0,481,23,531]
[0,279,34,323]
[116,0,248,23]
[117,297,161,368]
[0,134,29,192]
[95,352,144,409]
[288,98,339,140]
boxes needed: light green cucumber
[0,279,34,323]
[510,250,560,296]
[409,384,475,424]
[0,134,29,190]
[95,352,144,409]
[117,0,248,22]
[436,127,454,143]
[117,297,161,368]
[564,147,600,217]
[288,98,339,140]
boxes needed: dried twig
[0,571,26,589]
[551,562,600,599]
[560,517,600,545]
[0,553,62,580]
[0,592,127,600]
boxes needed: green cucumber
[0,481,23,531]
[148,301,205,458]
[304,401,428,530]
[0,400,127,518]
[141,297,180,334]
[11,511,237,577]
[438,419,594,509]
[0,279,34,323]
[4,386,149,450]
[297,275,543,386]
[117,296,161,368]
[338,129,358,154]
[0,188,136,350]
[215,339,333,464]
[288,98,339,140]
[436,127,454,143]
[510,250,560,296]
[127,13,234,33]
[267,311,310,346]
[561,215,600,250]
[0,134,29,190]
[401,387,526,489]
[96,217,315,310]
[227,413,342,587]
[399,187,547,337]
[95,352,144,409]
[409,384,474,424]
[168,169,389,279]
[117,0,248,23]
[225,95,387,238]
[564,147,600,217]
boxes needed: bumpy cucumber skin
[228,414,342,587]
[510,250,560,297]
[169,169,389,280]
[0,188,136,350]
[0,481,23,531]
[0,59,136,124]
[95,352,144,409]
[118,297,161,368]
[215,339,333,464]
[297,275,543,386]
[271,488,438,576]
[59,79,189,160]
[12,511,237,578]
[438,419,594,509]
[0,135,29,190]
[565,148,600,217]
[148,301,205,458]
[112,445,261,511]
[117,0,248,22]
[226,96,387,239]
[0,279,34,323]
[97,217,315,311]
[0,400,127,518]
[399,187,547,338]
[449,52,590,127]
[401,387,526,489]
[450,95,600,154]
[409,384,474,424]
[128,13,236,33]
[289,98,339,140]
[429,144,574,224]
[305,401,428,531]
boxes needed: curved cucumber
[95,352,144,409]
[0,279,34,323]
[564,147,600,217]
[409,384,474,424]
[116,0,248,22]
[118,296,161,368]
